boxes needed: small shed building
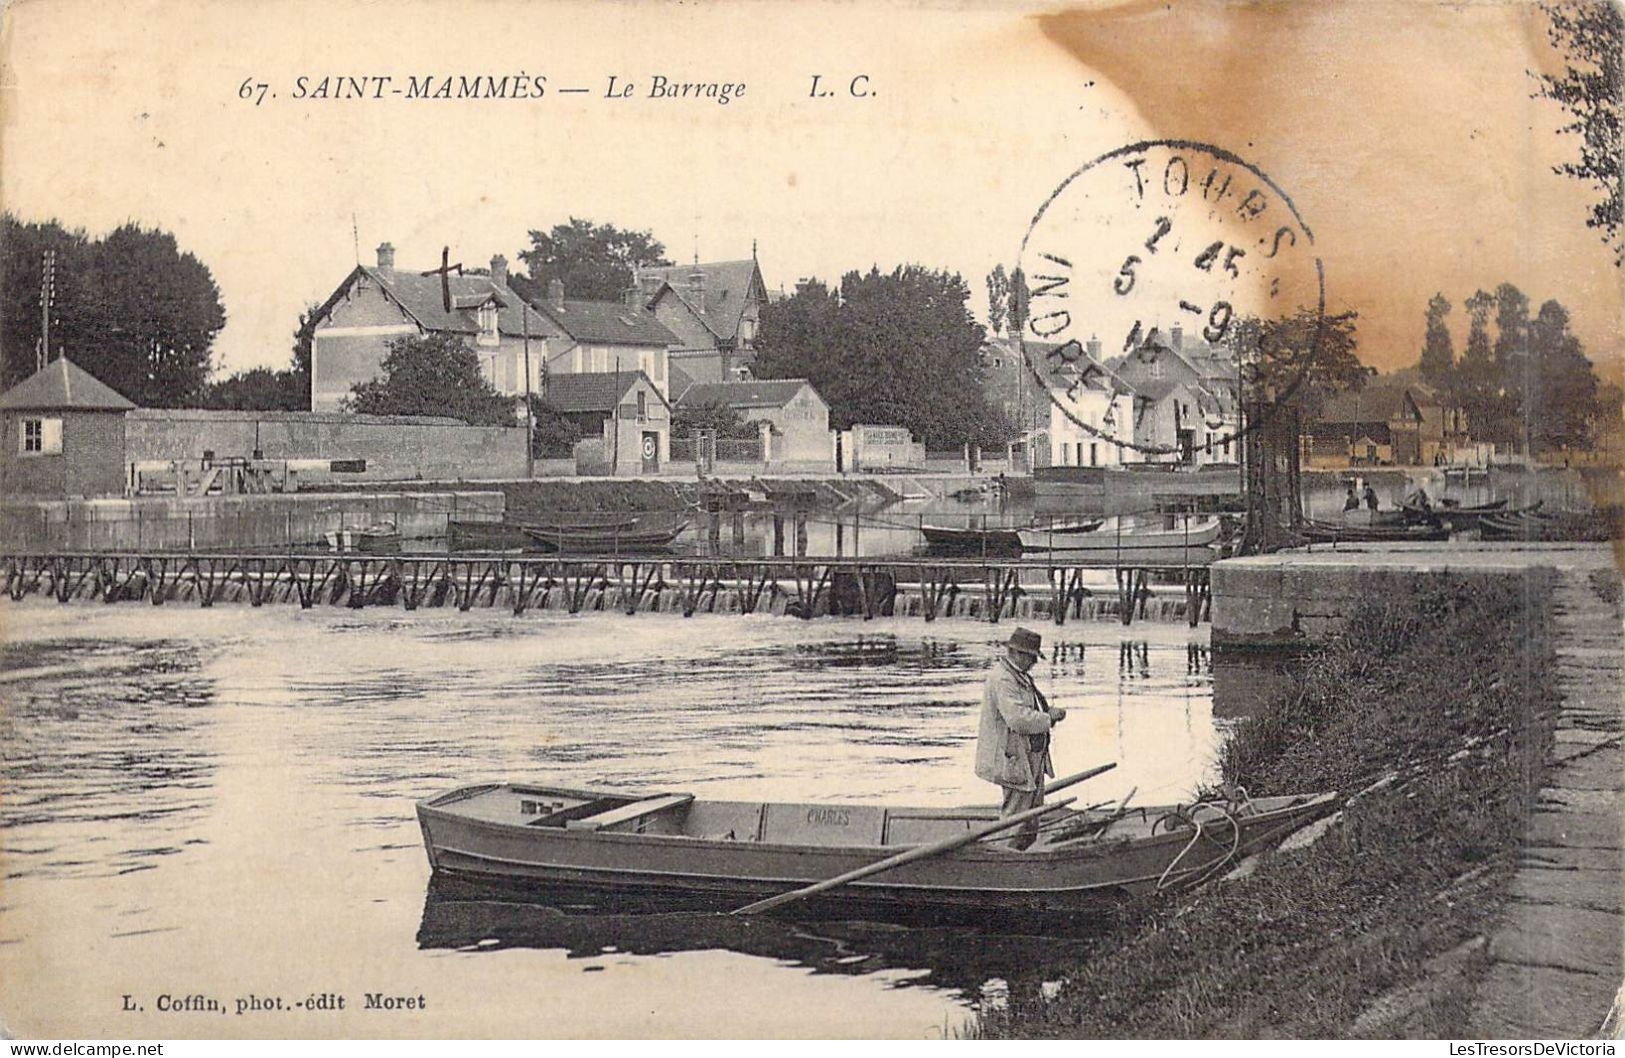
[0,358,135,497]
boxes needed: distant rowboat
[522,517,690,552]
[920,520,1102,554]
[416,781,1341,919]
[1018,518,1221,557]
[1301,519,1449,544]
[324,522,400,554]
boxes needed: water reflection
[1,601,1224,1037]
[416,875,1107,998]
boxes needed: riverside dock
[0,549,1215,626]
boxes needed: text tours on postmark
[1015,140,1326,457]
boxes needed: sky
[1,0,1619,380]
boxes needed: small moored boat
[446,519,534,551]
[324,521,400,553]
[522,516,690,552]
[1301,518,1450,544]
[416,781,1340,918]
[921,520,1102,554]
[1018,518,1221,558]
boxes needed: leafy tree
[80,223,226,407]
[985,264,1009,336]
[3,216,226,404]
[753,266,1012,448]
[523,394,583,458]
[1008,266,1030,336]
[1492,283,1531,371]
[672,399,760,440]
[1487,283,1534,445]
[0,216,94,391]
[291,303,316,381]
[1418,293,1455,383]
[347,333,516,425]
[202,367,306,412]
[1526,298,1602,449]
[1535,0,1622,266]
[1457,289,1507,441]
[1594,380,1624,438]
[1228,308,1365,418]
[514,218,671,302]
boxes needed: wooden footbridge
[0,550,1214,626]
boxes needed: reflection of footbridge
[0,551,1214,626]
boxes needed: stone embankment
[1470,562,1623,1038]
[1214,541,1622,1036]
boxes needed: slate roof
[0,357,135,411]
[639,260,762,341]
[668,362,696,401]
[1317,384,1418,425]
[1024,340,1135,396]
[543,370,666,414]
[1132,378,1182,403]
[319,265,557,340]
[534,297,678,347]
[676,379,814,409]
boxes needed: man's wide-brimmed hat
[1007,627,1045,658]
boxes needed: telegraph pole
[522,302,535,478]
[40,249,56,369]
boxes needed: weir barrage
[0,550,1215,626]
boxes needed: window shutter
[42,418,63,454]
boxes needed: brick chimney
[686,270,706,312]
[490,254,508,288]
[1170,323,1184,350]
[375,242,396,270]
[547,278,565,309]
[1086,335,1102,360]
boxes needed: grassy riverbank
[980,573,1556,1038]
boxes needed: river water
[0,599,1235,1039]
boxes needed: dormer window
[739,317,757,343]
[477,303,499,344]
[1149,360,1164,379]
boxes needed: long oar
[1042,762,1117,797]
[731,796,1078,916]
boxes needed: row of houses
[983,326,1484,470]
[310,244,769,410]
[982,324,1243,469]
[307,243,834,474]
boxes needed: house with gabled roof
[673,377,832,465]
[632,256,768,383]
[542,369,671,475]
[1030,336,1138,468]
[309,244,560,413]
[529,279,679,402]
[0,356,135,496]
[1108,325,1241,466]
[1305,377,1470,466]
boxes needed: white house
[1034,338,1138,467]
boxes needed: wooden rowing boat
[1301,519,1449,543]
[1400,498,1513,530]
[522,516,691,552]
[920,520,1102,554]
[416,781,1340,918]
[1018,518,1221,556]
[446,519,536,551]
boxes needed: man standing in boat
[976,627,1067,848]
